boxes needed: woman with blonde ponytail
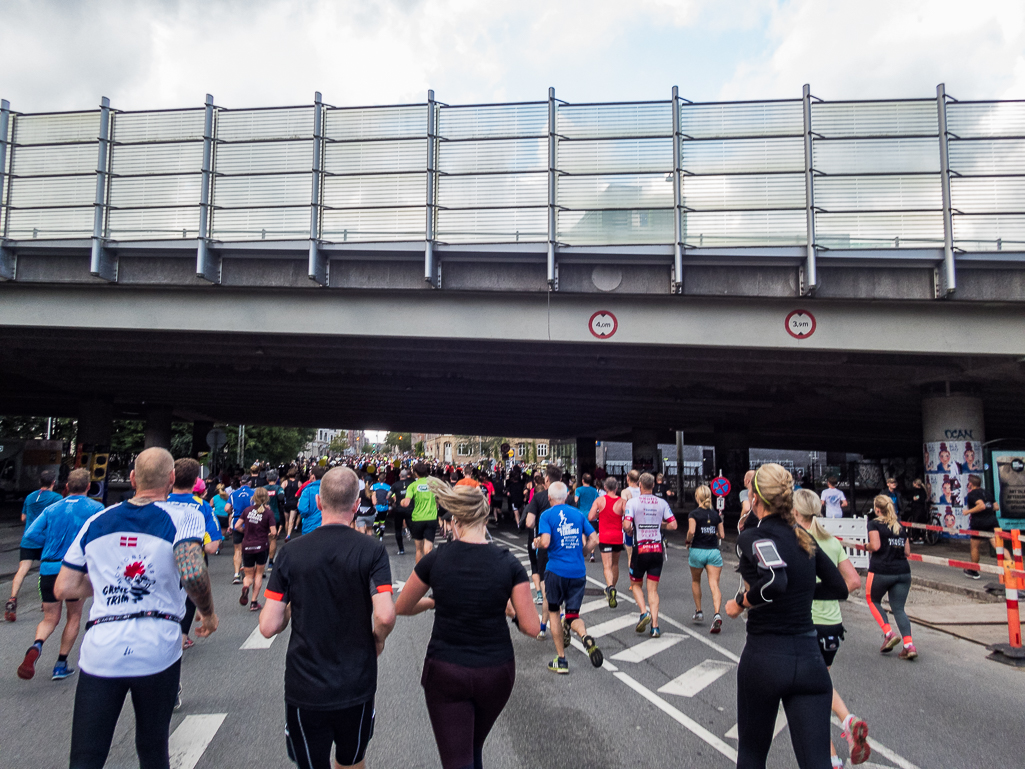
[724,464,849,769]
[794,489,870,766]
[866,494,916,660]
[395,478,541,769]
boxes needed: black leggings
[393,510,409,549]
[736,633,833,769]
[421,657,515,769]
[70,658,181,769]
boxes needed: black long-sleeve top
[736,514,849,636]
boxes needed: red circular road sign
[711,477,731,497]
[589,310,618,339]
[785,309,816,339]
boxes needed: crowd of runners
[5,443,957,769]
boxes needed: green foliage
[0,416,77,443]
[240,426,316,467]
[385,432,412,452]
[328,434,349,454]
[414,440,424,457]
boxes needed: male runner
[370,474,392,540]
[16,469,101,680]
[6,470,63,622]
[617,469,641,564]
[589,476,624,608]
[297,465,328,535]
[402,463,439,563]
[963,474,999,579]
[525,464,562,638]
[821,476,848,519]
[535,481,602,673]
[168,458,222,648]
[227,476,254,584]
[260,466,394,769]
[389,468,412,555]
[623,472,678,638]
[54,447,217,769]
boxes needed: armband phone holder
[753,539,786,569]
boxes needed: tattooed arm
[173,540,218,637]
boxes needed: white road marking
[168,713,226,769]
[578,598,609,615]
[658,659,734,697]
[725,723,738,740]
[611,634,685,662]
[586,614,641,638]
[724,706,786,740]
[240,626,274,650]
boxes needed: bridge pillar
[191,420,215,460]
[576,437,596,483]
[77,399,113,449]
[143,406,173,450]
[713,430,749,514]
[631,429,659,473]
[922,390,985,527]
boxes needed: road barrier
[900,520,994,539]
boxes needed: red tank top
[598,494,623,545]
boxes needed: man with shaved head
[260,466,395,769]
[55,447,218,769]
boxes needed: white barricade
[819,517,869,570]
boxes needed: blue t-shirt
[167,492,223,545]
[371,482,391,513]
[23,488,64,531]
[229,486,254,527]
[538,503,595,579]
[21,495,104,574]
[298,480,322,533]
[575,486,599,515]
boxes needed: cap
[193,478,207,496]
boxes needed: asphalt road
[2,523,1023,769]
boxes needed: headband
[752,471,772,508]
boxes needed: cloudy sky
[1,0,1023,112]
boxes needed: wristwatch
[735,590,746,607]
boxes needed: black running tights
[421,657,515,769]
[736,633,833,769]
[393,511,409,549]
[69,658,181,769]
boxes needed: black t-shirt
[736,515,848,636]
[390,479,411,512]
[414,541,528,667]
[266,525,392,709]
[689,507,722,550]
[965,488,997,527]
[525,488,551,536]
[867,519,910,575]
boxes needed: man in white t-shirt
[622,473,677,639]
[821,476,848,519]
[55,447,218,769]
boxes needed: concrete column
[191,420,215,459]
[631,429,659,473]
[143,406,173,450]
[576,436,596,482]
[922,392,985,531]
[713,430,749,513]
[77,399,113,450]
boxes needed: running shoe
[710,614,723,634]
[898,644,918,661]
[397,548,405,555]
[841,716,870,765]
[589,553,595,563]
[182,636,194,651]
[239,586,250,606]
[963,569,981,580]
[534,591,543,606]
[249,601,261,612]
[232,572,242,585]
[692,610,704,624]
[606,586,618,609]
[880,631,900,653]
[650,627,661,639]
[17,645,40,680]
[51,661,75,681]
[536,626,547,640]
[583,635,603,668]
[404,529,411,540]
[635,611,652,633]
[562,617,572,647]
[547,657,569,674]
[5,597,16,622]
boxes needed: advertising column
[922,394,985,536]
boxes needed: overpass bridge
[0,85,1023,468]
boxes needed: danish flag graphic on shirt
[120,536,138,547]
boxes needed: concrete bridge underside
[0,284,1022,455]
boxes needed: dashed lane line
[658,659,734,697]
[585,614,640,638]
[240,626,275,650]
[169,713,227,769]
[610,633,685,662]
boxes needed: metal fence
[1,86,1023,285]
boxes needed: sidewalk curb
[910,575,1002,603]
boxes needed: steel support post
[90,97,116,281]
[675,430,685,507]
[672,86,683,294]
[196,94,218,282]
[308,91,327,285]
[547,87,558,290]
[0,98,13,280]
[937,83,957,296]
[802,84,818,295]
[425,90,438,287]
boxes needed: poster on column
[924,439,982,537]
[992,451,1025,528]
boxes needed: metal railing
[1,86,1023,289]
